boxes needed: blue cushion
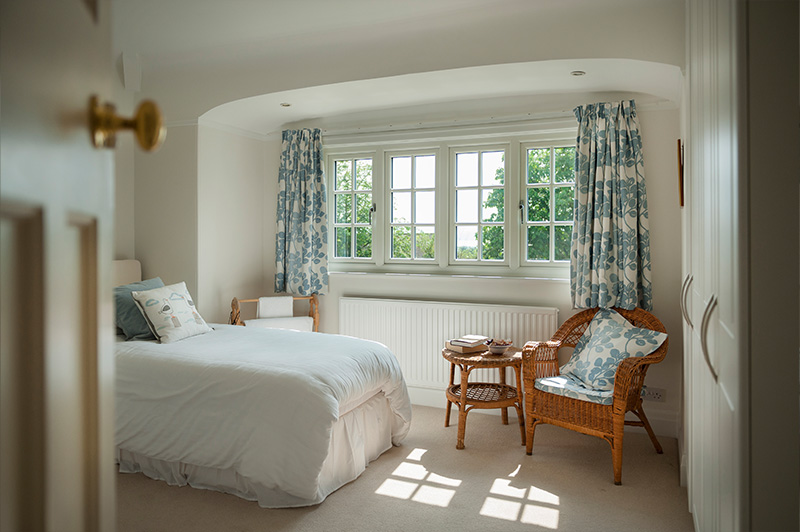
[560,309,667,391]
[114,277,164,340]
[534,374,614,405]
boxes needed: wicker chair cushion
[560,308,668,391]
[534,374,614,405]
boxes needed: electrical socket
[643,387,666,402]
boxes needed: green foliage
[554,226,572,261]
[457,245,478,259]
[335,227,351,257]
[554,186,574,222]
[553,147,575,183]
[392,226,411,258]
[415,230,435,259]
[481,226,504,260]
[527,148,550,184]
[335,160,352,190]
[335,194,352,223]
[355,227,371,258]
[527,188,549,222]
[355,159,372,190]
[527,226,549,260]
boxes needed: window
[325,121,576,277]
[333,157,373,259]
[523,146,575,262]
[453,149,506,262]
[388,153,436,261]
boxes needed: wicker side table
[442,347,525,450]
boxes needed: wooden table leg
[456,364,469,449]
[499,366,509,425]
[514,365,526,446]
[445,362,455,427]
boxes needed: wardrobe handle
[680,274,694,328]
[699,294,718,382]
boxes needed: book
[445,341,488,354]
[449,334,489,347]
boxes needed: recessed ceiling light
[570,70,586,76]
[279,102,291,107]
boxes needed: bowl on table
[488,340,512,355]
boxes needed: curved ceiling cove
[199,59,682,136]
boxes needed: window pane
[554,147,575,183]
[415,227,435,259]
[355,193,372,224]
[456,225,478,259]
[482,151,505,186]
[392,226,411,259]
[554,186,574,222]
[355,227,372,258]
[481,226,504,260]
[392,192,411,223]
[392,156,412,189]
[335,227,351,257]
[335,160,352,190]
[482,188,504,222]
[527,188,549,222]
[415,155,436,188]
[335,194,352,223]
[415,191,435,224]
[554,225,572,261]
[355,159,373,190]
[456,189,478,223]
[527,226,550,261]
[456,152,478,187]
[527,148,550,184]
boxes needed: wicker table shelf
[442,347,525,450]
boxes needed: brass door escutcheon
[89,95,166,151]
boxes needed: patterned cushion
[560,309,667,391]
[130,282,212,343]
[534,374,614,405]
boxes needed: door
[1,1,115,531]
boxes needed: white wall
[133,124,199,294]
[196,125,269,323]
[112,61,135,260]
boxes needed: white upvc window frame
[383,147,441,265]
[328,151,380,264]
[448,143,512,266]
[520,140,577,265]
[323,118,575,279]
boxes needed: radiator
[339,297,558,403]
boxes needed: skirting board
[407,385,680,440]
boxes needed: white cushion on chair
[559,309,667,391]
[245,316,314,332]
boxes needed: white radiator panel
[339,297,558,399]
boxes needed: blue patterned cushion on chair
[560,309,668,391]
[534,374,614,405]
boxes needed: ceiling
[113,0,683,134]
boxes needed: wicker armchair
[522,307,668,485]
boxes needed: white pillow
[131,282,212,343]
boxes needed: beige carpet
[117,405,693,532]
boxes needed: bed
[112,261,412,508]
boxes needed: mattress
[115,324,412,507]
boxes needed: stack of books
[445,334,489,353]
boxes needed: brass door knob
[89,95,166,151]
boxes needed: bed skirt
[117,392,396,508]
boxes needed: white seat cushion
[534,374,614,405]
[245,316,314,332]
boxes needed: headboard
[112,259,142,286]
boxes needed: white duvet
[115,324,412,506]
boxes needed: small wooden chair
[229,294,320,332]
[522,307,668,485]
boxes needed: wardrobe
[681,1,798,531]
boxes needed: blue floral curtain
[275,128,329,295]
[570,100,653,310]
